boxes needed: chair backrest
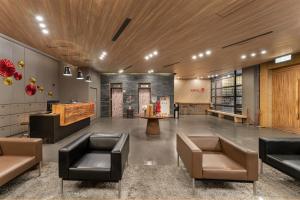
[89,133,122,151]
[189,135,222,152]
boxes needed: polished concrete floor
[43,115,300,165]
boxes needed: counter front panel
[52,103,94,126]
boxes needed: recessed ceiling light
[118,69,124,74]
[35,15,44,22]
[261,50,267,55]
[205,50,212,55]
[99,56,104,60]
[241,54,247,59]
[153,51,158,55]
[251,53,256,57]
[145,56,149,60]
[149,54,153,58]
[39,23,46,28]
[192,55,197,60]
[198,53,204,58]
[41,29,49,35]
[102,51,107,55]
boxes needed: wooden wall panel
[272,65,300,133]
[260,53,300,128]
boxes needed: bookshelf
[211,70,242,114]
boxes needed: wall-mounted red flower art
[25,83,37,96]
[0,59,16,77]
[13,72,22,80]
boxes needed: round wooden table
[140,115,167,135]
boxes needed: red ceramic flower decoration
[0,59,16,77]
[25,84,37,96]
[13,72,22,80]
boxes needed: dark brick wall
[100,74,174,117]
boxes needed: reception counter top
[177,102,210,115]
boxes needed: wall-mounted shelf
[211,70,243,114]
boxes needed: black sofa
[59,132,129,197]
[259,137,300,180]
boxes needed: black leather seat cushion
[267,154,300,179]
[268,154,300,171]
[69,153,111,181]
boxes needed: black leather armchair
[259,137,300,180]
[59,132,129,197]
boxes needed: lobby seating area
[1,0,300,199]
[259,137,300,180]
[0,138,42,187]
[59,132,129,197]
[177,133,258,194]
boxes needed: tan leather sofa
[176,133,258,194]
[0,137,42,187]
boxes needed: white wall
[174,79,211,103]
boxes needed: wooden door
[111,88,123,117]
[139,88,150,114]
[272,65,300,133]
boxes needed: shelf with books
[211,70,243,114]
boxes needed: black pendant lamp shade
[76,70,84,80]
[85,75,92,83]
[63,66,72,76]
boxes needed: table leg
[146,119,160,135]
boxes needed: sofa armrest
[220,137,258,181]
[0,138,42,163]
[259,137,300,160]
[176,133,202,179]
[58,133,91,178]
[111,133,130,181]
[246,151,258,181]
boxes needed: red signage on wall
[190,88,205,93]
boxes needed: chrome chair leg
[118,180,122,198]
[192,178,195,195]
[60,179,64,195]
[260,160,263,174]
[177,154,180,167]
[253,181,257,195]
[38,161,42,176]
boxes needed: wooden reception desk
[52,103,95,126]
[30,103,94,143]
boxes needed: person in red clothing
[156,100,161,114]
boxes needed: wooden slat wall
[260,53,300,133]
[272,66,300,132]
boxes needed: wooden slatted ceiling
[0,0,300,76]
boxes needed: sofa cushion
[89,133,121,151]
[189,135,222,151]
[0,156,36,186]
[267,154,300,171]
[69,153,111,181]
[202,152,247,180]
[71,153,111,170]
